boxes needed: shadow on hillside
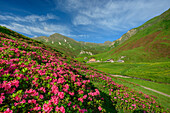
[99,91,117,113]
[87,81,117,113]
[77,73,117,112]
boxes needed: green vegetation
[87,8,170,63]
[87,62,170,83]
[118,77,170,95]
[34,33,111,58]
[1,8,170,112]
[85,61,170,109]
[108,77,170,110]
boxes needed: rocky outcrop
[80,50,93,55]
[111,22,154,47]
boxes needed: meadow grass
[108,77,170,110]
[87,62,170,109]
[119,77,170,95]
[90,75,170,110]
[87,62,170,83]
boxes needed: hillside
[34,33,111,58]
[0,25,169,112]
[91,8,170,62]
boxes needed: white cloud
[0,13,58,22]
[0,22,71,36]
[55,0,170,31]
[0,13,71,37]
[73,15,92,25]
[0,23,33,35]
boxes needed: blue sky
[0,0,169,43]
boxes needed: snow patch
[45,39,48,42]
[80,50,93,55]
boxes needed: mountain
[34,33,112,57]
[0,25,167,113]
[90,8,170,62]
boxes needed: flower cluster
[0,30,104,113]
[78,67,168,113]
[0,26,168,113]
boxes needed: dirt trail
[111,75,170,98]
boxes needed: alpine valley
[0,5,170,113]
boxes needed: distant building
[120,56,126,59]
[84,57,88,60]
[86,58,96,63]
[106,59,114,62]
[89,58,96,62]
[96,60,100,62]
[117,60,124,63]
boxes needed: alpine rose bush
[0,26,168,113]
[0,31,105,112]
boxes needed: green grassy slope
[87,62,170,83]
[34,33,111,58]
[91,8,170,63]
[1,25,169,112]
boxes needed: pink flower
[72,104,76,109]
[39,87,46,93]
[58,92,64,99]
[0,98,3,104]
[64,84,69,89]
[83,95,87,99]
[11,80,19,88]
[0,94,5,104]
[14,95,20,101]
[33,106,41,111]
[32,80,36,84]
[55,106,60,111]
[28,99,36,104]
[23,94,28,98]
[69,92,74,96]
[39,94,44,99]
[78,90,84,94]
[60,106,65,113]
[14,102,19,106]
[28,100,32,103]
[51,85,59,95]
[43,103,50,112]
[132,104,136,107]
[95,89,100,95]
[35,84,38,87]
[6,87,16,94]
[32,99,36,104]
[78,97,84,103]
[79,109,87,113]
[51,96,59,105]
[4,108,13,113]
[75,82,81,86]
[68,101,71,106]
[2,81,11,90]
[131,98,135,100]
[57,77,66,84]
[88,97,92,101]
[20,99,26,104]
[98,106,102,111]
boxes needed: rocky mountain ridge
[34,33,112,57]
